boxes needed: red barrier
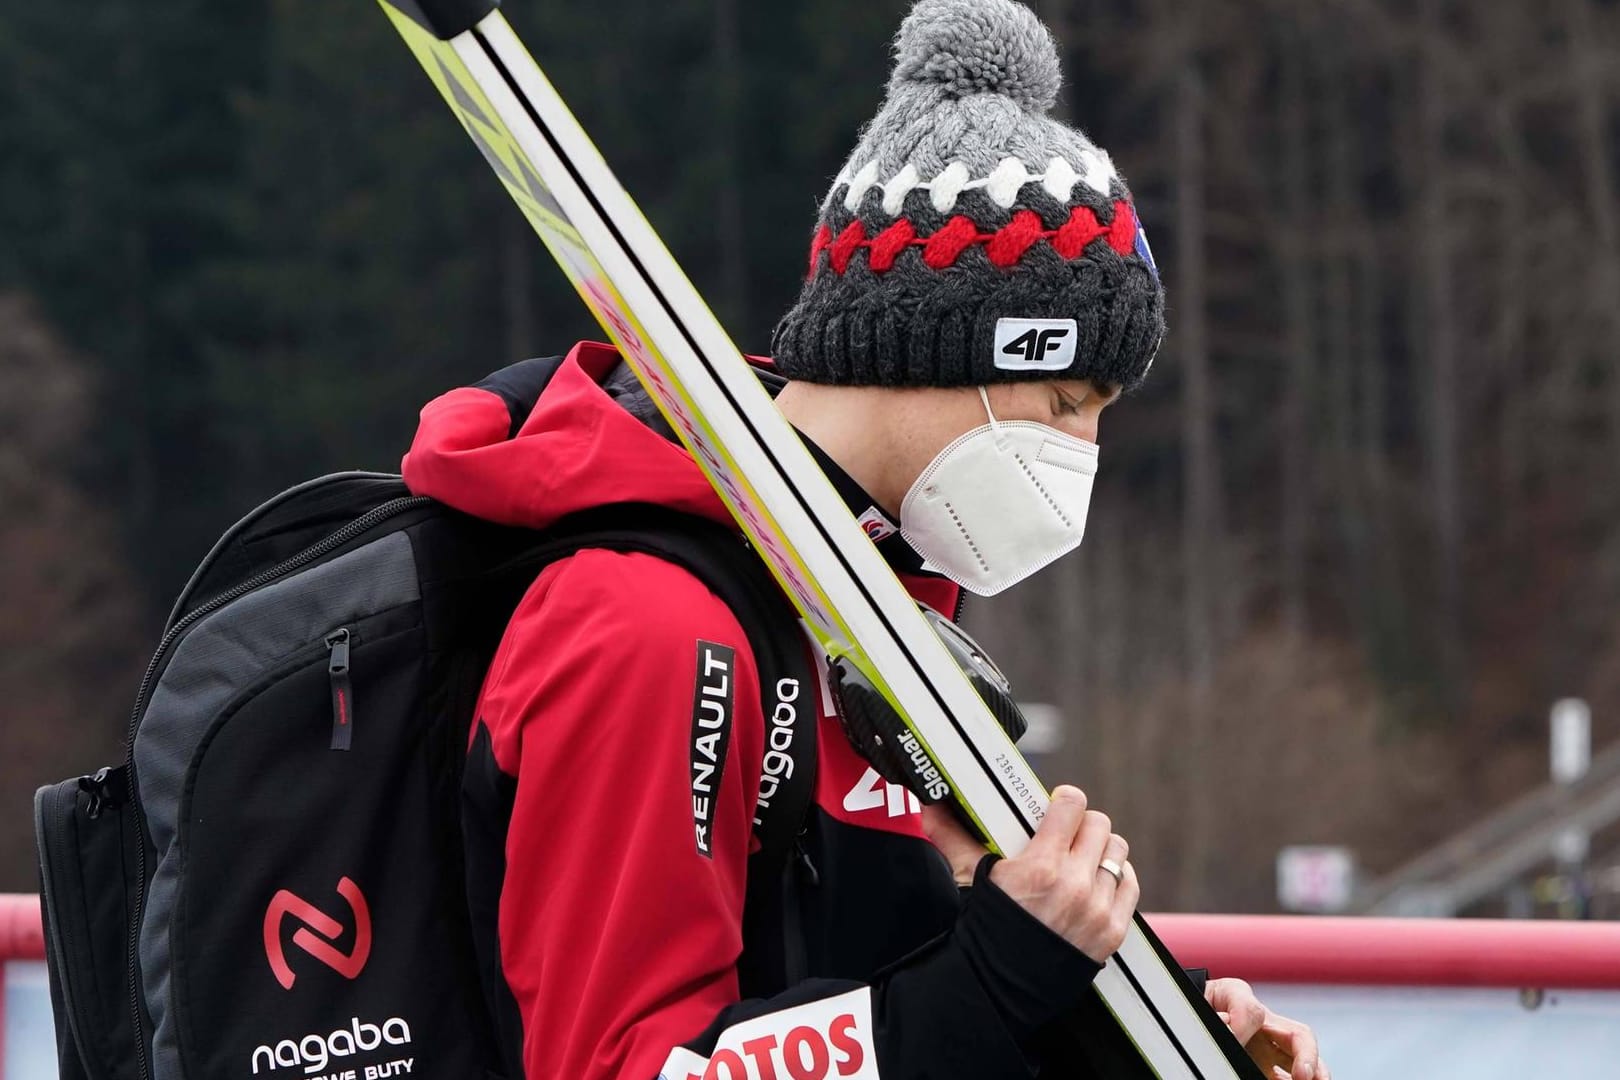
[0,893,37,1080]
[0,894,42,962]
[4,893,1620,988]
[1154,913,1620,990]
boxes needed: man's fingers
[1113,857,1141,933]
[1025,785,1089,858]
[1242,1031,1294,1076]
[1206,978,1267,1043]
[1260,1016,1320,1080]
[1226,999,1266,1043]
[1094,833,1129,895]
[1071,810,1114,875]
[920,804,988,886]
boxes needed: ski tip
[381,0,499,40]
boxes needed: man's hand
[1205,978,1328,1080]
[922,785,1138,964]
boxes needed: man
[403,1,1328,1077]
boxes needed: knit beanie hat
[773,0,1165,393]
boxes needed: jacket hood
[403,339,963,617]
[402,341,733,528]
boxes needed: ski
[376,3,1262,1077]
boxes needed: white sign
[1554,827,1591,866]
[1551,698,1591,785]
[658,987,878,1080]
[1277,846,1355,913]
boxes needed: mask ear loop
[977,386,1010,449]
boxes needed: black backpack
[34,470,816,1080]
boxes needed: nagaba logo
[263,876,373,990]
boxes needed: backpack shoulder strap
[537,505,819,880]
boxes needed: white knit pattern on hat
[838,153,1119,215]
[822,0,1122,218]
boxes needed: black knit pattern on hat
[775,184,1164,391]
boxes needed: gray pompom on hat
[773,0,1165,392]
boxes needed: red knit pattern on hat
[811,199,1139,277]
[985,209,1046,267]
[867,219,917,272]
[1052,207,1108,258]
[808,224,833,278]
[829,221,868,274]
[1107,201,1137,258]
[922,215,980,269]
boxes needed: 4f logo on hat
[994,317,1077,371]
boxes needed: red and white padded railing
[4,894,1620,1078]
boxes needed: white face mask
[899,387,1098,597]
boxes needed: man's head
[773,0,1163,596]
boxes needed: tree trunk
[1418,0,1464,711]
[713,0,748,334]
[501,223,535,361]
[1325,50,1375,642]
[1560,0,1620,472]
[1175,60,1220,910]
[1053,539,1097,790]
[1490,90,1531,516]
[1277,31,1315,645]
[1357,235,1385,482]
[1092,512,1131,826]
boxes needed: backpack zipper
[782,831,819,984]
[36,780,116,1080]
[167,472,405,628]
[124,496,430,749]
[120,493,430,1080]
[327,628,355,751]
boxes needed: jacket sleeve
[478,549,1100,1080]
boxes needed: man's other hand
[1205,977,1328,1080]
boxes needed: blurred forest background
[3,0,1620,913]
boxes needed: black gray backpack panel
[35,472,814,1080]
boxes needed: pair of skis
[377,3,1262,1077]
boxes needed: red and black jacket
[402,343,1124,1080]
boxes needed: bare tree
[0,294,144,891]
[1276,23,1316,645]
[713,0,748,327]
[501,223,536,360]
[1322,43,1383,644]
[1487,52,1533,512]
[1559,0,1620,468]
[1417,0,1465,708]
[1174,55,1222,909]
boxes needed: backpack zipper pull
[327,628,354,751]
[793,833,820,888]
[77,765,126,819]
